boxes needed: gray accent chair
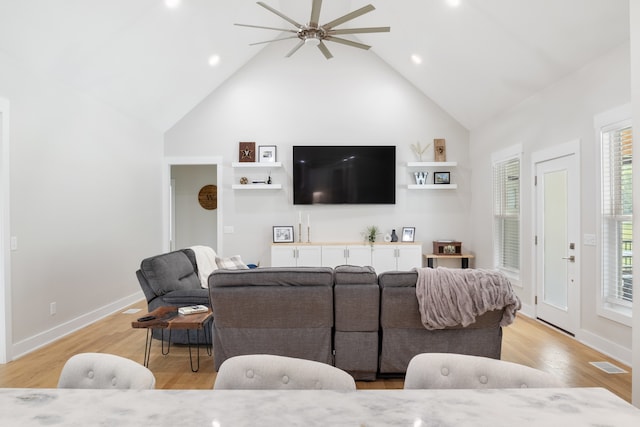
[208,267,335,371]
[404,353,564,389]
[333,265,379,381]
[378,271,504,375]
[136,249,211,344]
[58,353,156,389]
[213,354,356,390]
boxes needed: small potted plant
[364,225,380,244]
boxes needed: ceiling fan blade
[257,1,303,29]
[325,36,371,50]
[317,41,333,59]
[322,4,375,30]
[285,40,305,57]
[329,26,390,35]
[309,0,323,27]
[235,23,298,33]
[249,36,299,46]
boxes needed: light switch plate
[583,234,597,246]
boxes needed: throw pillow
[215,255,250,270]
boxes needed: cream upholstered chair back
[57,353,156,389]
[404,353,563,389]
[213,354,356,390]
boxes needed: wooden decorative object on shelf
[433,240,462,255]
[197,185,217,210]
[434,138,446,162]
[239,142,256,162]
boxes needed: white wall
[171,165,218,250]
[630,0,640,409]
[165,42,470,266]
[469,43,632,363]
[0,51,164,359]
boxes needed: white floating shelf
[232,184,283,190]
[407,161,457,167]
[407,184,458,190]
[232,162,282,168]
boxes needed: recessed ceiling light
[446,0,461,7]
[208,55,221,67]
[165,0,181,9]
[411,54,423,65]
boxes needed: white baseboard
[517,302,535,318]
[11,291,144,361]
[576,329,632,367]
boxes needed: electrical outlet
[10,236,17,251]
[50,302,56,316]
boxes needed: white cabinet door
[321,246,347,268]
[371,244,422,273]
[296,245,322,266]
[271,246,297,267]
[397,245,422,271]
[371,245,398,273]
[346,245,373,267]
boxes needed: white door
[534,151,580,334]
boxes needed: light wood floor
[0,300,632,402]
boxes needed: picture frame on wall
[434,171,450,184]
[258,145,277,163]
[273,226,294,243]
[239,141,256,162]
[401,227,416,242]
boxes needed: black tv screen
[293,145,396,205]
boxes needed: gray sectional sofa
[378,270,504,374]
[208,267,335,371]
[207,265,514,380]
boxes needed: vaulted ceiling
[0,0,630,132]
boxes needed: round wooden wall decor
[198,185,218,210]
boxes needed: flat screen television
[293,145,396,205]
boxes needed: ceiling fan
[235,1,390,59]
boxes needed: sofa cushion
[162,289,210,306]
[140,250,200,296]
[209,267,334,288]
[334,265,377,285]
[378,270,418,288]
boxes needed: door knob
[562,255,575,262]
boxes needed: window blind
[601,124,633,306]
[493,157,520,274]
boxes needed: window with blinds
[601,122,633,309]
[493,157,520,276]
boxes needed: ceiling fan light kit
[236,0,390,59]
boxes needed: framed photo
[239,142,256,162]
[402,227,416,242]
[258,145,277,163]
[434,171,450,184]
[273,226,294,243]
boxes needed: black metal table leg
[186,329,200,372]
[143,329,153,367]
[461,257,469,268]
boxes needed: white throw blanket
[190,245,218,288]
[415,267,521,330]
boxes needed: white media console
[271,242,422,272]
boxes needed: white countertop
[1,387,638,426]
